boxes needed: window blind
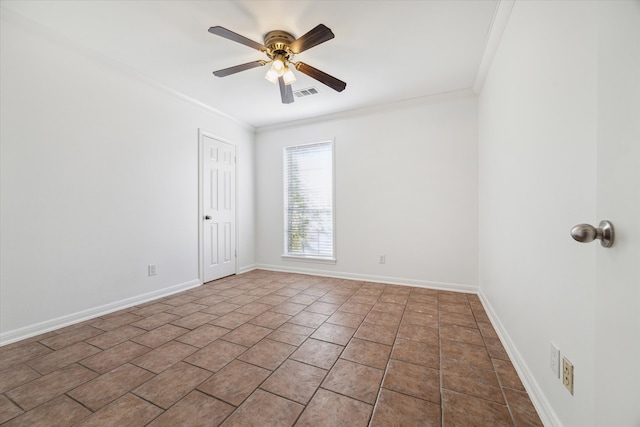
[284,142,334,259]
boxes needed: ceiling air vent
[293,87,320,98]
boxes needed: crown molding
[256,88,477,134]
[473,0,515,94]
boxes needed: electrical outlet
[148,264,157,276]
[562,357,574,395]
[550,343,560,378]
[379,255,386,264]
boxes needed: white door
[593,3,639,425]
[201,133,236,283]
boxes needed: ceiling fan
[208,24,347,104]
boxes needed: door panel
[594,3,639,425]
[202,134,236,282]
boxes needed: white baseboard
[478,290,561,427]
[254,263,478,293]
[0,279,202,346]
[238,264,258,274]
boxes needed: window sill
[281,255,337,265]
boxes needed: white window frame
[282,140,336,264]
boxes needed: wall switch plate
[550,342,560,378]
[562,356,574,395]
[148,264,157,276]
[379,255,386,264]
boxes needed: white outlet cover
[550,342,560,378]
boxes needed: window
[283,141,335,262]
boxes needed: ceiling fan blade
[279,77,294,104]
[289,24,335,54]
[213,60,266,77]
[208,26,267,52]
[295,62,346,92]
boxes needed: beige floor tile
[175,324,230,347]
[0,364,41,393]
[236,339,296,370]
[133,362,212,409]
[185,340,247,372]
[130,312,180,331]
[80,341,150,374]
[1,395,89,427]
[0,271,543,427]
[74,393,163,427]
[338,301,373,315]
[440,323,485,346]
[288,311,329,328]
[383,359,440,404]
[85,325,146,349]
[131,340,198,373]
[27,342,101,375]
[321,359,384,404]
[503,387,544,426]
[220,389,303,427]
[290,338,343,370]
[164,302,208,317]
[439,311,477,328]
[442,390,512,427]
[396,323,439,345]
[0,341,53,371]
[493,358,526,391]
[7,363,98,411]
[260,359,327,405]
[248,311,292,329]
[211,312,256,329]
[147,391,234,427]
[295,388,372,427]
[37,325,103,350]
[370,388,441,427]
[341,338,391,369]
[220,323,272,347]
[392,337,439,369]
[270,302,307,316]
[198,360,271,406]
[441,339,493,370]
[305,301,341,315]
[131,324,189,348]
[364,310,402,327]
[170,311,218,329]
[68,363,154,411]
[441,359,505,404]
[311,323,356,346]
[89,312,144,332]
[325,311,366,328]
[0,394,24,424]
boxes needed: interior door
[201,133,236,283]
[593,2,639,425]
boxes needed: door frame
[198,129,238,284]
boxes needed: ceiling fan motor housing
[264,30,295,59]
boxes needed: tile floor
[0,270,543,426]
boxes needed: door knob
[570,220,614,247]
[204,215,212,220]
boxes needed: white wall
[479,1,639,426]
[255,93,478,290]
[0,11,255,342]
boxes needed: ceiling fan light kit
[208,24,346,104]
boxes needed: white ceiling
[1,0,499,128]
